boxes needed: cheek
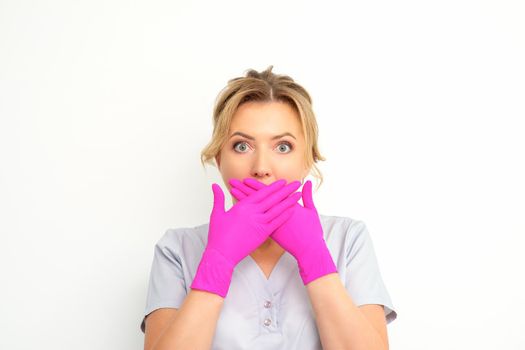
[276,157,306,177]
[220,156,249,178]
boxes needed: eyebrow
[229,131,297,140]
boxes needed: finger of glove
[230,187,248,201]
[229,178,258,196]
[261,192,301,223]
[302,180,316,210]
[267,205,296,232]
[242,177,266,190]
[257,180,301,212]
[211,183,225,214]
[244,178,286,204]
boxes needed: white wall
[1,0,524,349]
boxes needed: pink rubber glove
[228,178,338,285]
[190,179,303,297]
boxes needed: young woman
[141,66,397,350]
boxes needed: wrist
[297,242,337,285]
[190,248,235,298]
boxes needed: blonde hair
[200,65,326,190]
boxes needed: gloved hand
[190,179,303,298]
[228,178,338,285]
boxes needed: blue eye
[233,141,250,153]
[232,141,294,154]
[276,142,293,153]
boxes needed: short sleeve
[344,220,398,324]
[140,230,188,333]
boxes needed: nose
[250,150,271,181]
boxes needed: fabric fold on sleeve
[140,229,188,333]
[344,220,398,325]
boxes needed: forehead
[230,101,303,136]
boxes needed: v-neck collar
[247,251,287,282]
[236,251,298,299]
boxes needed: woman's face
[215,101,310,203]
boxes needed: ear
[215,153,221,169]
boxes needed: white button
[264,318,272,326]
[264,300,272,308]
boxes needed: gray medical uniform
[140,214,397,349]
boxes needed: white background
[1,0,524,349]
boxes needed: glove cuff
[190,248,235,298]
[298,243,338,285]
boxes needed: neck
[251,237,284,258]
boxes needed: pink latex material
[190,179,303,298]
[229,178,338,285]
